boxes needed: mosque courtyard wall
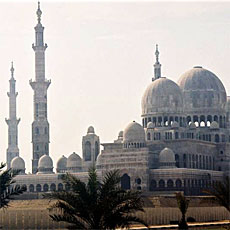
[0,199,229,229]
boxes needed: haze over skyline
[0,1,230,172]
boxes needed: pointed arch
[121,174,130,190]
[85,141,91,161]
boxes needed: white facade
[6,3,229,197]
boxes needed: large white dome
[142,77,183,116]
[177,66,226,114]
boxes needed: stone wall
[0,200,229,229]
[137,207,230,226]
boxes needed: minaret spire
[10,62,14,79]
[30,2,51,174]
[155,44,159,63]
[37,1,42,24]
[152,44,161,81]
[6,62,20,169]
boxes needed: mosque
[7,3,230,196]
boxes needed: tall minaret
[6,62,20,169]
[152,44,161,81]
[30,2,51,174]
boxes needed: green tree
[45,168,148,229]
[203,176,230,213]
[0,162,25,209]
[175,192,190,230]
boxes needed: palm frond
[46,168,148,229]
[203,176,230,212]
[0,163,25,209]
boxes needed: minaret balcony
[32,43,47,51]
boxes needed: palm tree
[0,162,25,209]
[45,167,148,229]
[175,192,190,230]
[203,176,230,213]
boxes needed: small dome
[11,156,25,174]
[56,155,67,172]
[38,155,53,168]
[210,121,219,130]
[171,121,179,129]
[123,121,145,143]
[118,131,123,138]
[87,126,95,134]
[147,122,154,129]
[159,148,176,169]
[114,130,123,143]
[37,155,53,174]
[189,122,196,129]
[67,152,82,169]
[96,154,103,167]
[178,67,226,114]
[142,78,183,116]
[159,148,175,163]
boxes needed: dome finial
[155,44,159,63]
[152,44,161,81]
[10,61,14,78]
[36,1,42,23]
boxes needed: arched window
[136,178,141,185]
[159,179,165,188]
[200,121,205,127]
[192,154,195,168]
[35,103,39,118]
[147,133,151,140]
[65,183,70,191]
[44,127,48,134]
[36,184,41,192]
[215,134,220,143]
[85,141,91,161]
[58,183,64,191]
[183,154,187,168]
[121,174,130,190]
[175,132,179,139]
[22,184,27,192]
[50,183,56,191]
[35,127,39,135]
[43,184,49,192]
[175,154,180,168]
[167,179,174,188]
[221,135,226,143]
[29,184,34,192]
[207,115,212,124]
[150,180,157,191]
[220,116,223,128]
[95,141,99,160]
[176,179,182,188]
[186,116,191,125]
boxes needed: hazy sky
[0,1,230,172]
